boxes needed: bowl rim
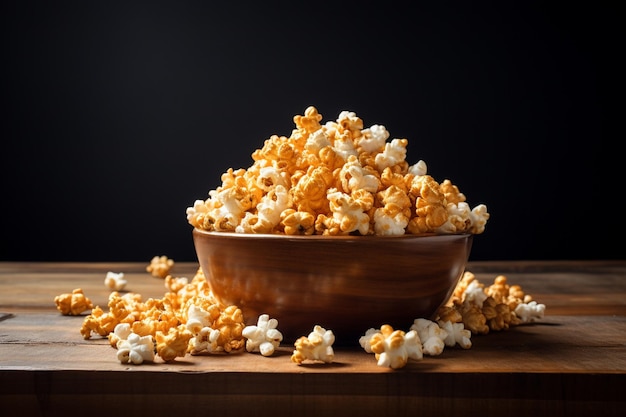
[192,227,472,241]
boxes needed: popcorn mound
[57,108,543,369]
[186,106,489,237]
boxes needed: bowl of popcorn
[187,106,489,345]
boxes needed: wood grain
[1,261,625,416]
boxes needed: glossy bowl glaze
[193,228,473,345]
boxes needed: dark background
[1,1,623,262]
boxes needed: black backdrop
[1,1,623,262]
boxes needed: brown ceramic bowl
[193,228,473,345]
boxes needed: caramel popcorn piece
[54,288,93,316]
[291,325,335,365]
[363,324,422,369]
[146,255,175,279]
[280,208,316,235]
[155,325,193,362]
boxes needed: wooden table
[1,261,625,416]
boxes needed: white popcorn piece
[410,318,448,356]
[256,166,289,192]
[357,124,390,153]
[438,320,472,349]
[291,325,335,364]
[332,134,359,161]
[113,322,132,341]
[117,332,156,365]
[361,325,423,369]
[358,328,381,353]
[464,280,489,307]
[408,160,428,176]
[436,202,471,234]
[373,207,409,236]
[255,184,291,228]
[375,138,408,171]
[104,271,127,291]
[185,304,211,335]
[305,128,331,154]
[189,326,221,355]
[185,199,209,224]
[339,155,380,193]
[378,330,423,369]
[515,301,546,323]
[469,203,490,234]
[242,314,284,357]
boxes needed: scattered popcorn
[146,255,175,279]
[439,271,546,335]
[72,261,545,369]
[54,288,93,316]
[437,320,472,349]
[104,271,127,291]
[165,275,189,293]
[116,331,156,365]
[358,328,381,354]
[155,325,193,362]
[410,318,448,356]
[109,322,132,347]
[363,324,423,369]
[187,106,489,237]
[242,314,284,356]
[463,280,489,308]
[515,301,546,323]
[78,263,246,365]
[291,325,335,365]
[189,326,221,355]
[211,305,246,353]
[80,292,142,339]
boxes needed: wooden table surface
[1,260,625,416]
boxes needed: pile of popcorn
[186,106,490,236]
[54,256,545,369]
[51,107,545,369]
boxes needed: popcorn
[438,320,472,349]
[66,254,545,369]
[187,106,489,237]
[155,325,193,362]
[374,138,408,172]
[189,326,221,355]
[109,322,132,347]
[116,330,156,365]
[210,305,246,353]
[280,209,316,235]
[78,261,246,365]
[242,314,284,356]
[339,155,380,193]
[373,185,412,236]
[361,324,423,369]
[515,301,546,323]
[54,288,93,316]
[146,255,175,279]
[439,272,546,335]
[410,318,448,356]
[104,271,127,291]
[326,188,372,235]
[291,325,335,364]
